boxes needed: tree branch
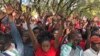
[56,0,64,14]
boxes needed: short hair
[91,27,99,33]
[0,32,5,40]
[38,36,50,45]
[68,31,81,41]
[37,31,51,44]
[0,33,11,51]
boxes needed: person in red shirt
[25,17,62,56]
[24,12,64,56]
[35,36,57,56]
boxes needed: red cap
[90,36,100,43]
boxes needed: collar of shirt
[67,43,73,47]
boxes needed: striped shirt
[60,43,83,56]
[84,48,100,56]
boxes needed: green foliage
[0,0,100,19]
[78,0,100,18]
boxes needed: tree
[1,0,100,19]
[77,0,100,18]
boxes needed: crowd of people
[0,3,100,56]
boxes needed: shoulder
[61,44,72,51]
[61,44,67,49]
[61,44,71,48]
[84,49,91,53]
[77,46,83,50]
[84,49,91,56]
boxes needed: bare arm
[24,13,38,50]
[54,20,63,49]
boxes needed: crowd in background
[0,3,100,56]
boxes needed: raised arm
[54,19,63,49]
[24,13,38,50]
[8,15,24,56]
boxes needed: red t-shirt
[35,36,64,56]
[79,40,86,50]
[0,23,6,32]
[50,37,64,56]
[35,46,57,56]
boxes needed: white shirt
[4,43,20,56]
[84,48,100,56]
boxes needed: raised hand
[23,12,31,25]
[5,3,14,15]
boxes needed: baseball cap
[90,36,100,43]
